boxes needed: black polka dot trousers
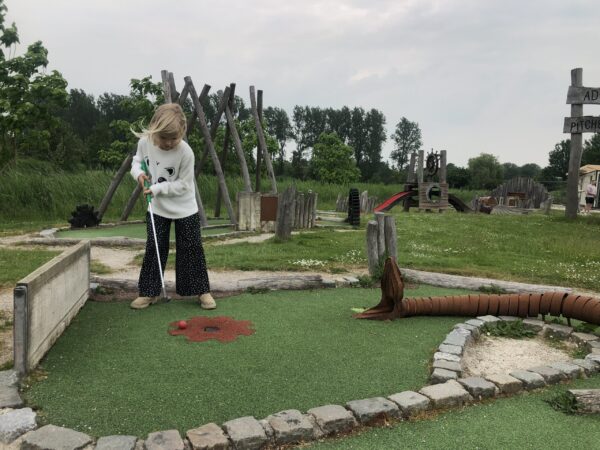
[138,212,210,297]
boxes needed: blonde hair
[132,103,187,140]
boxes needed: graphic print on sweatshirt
[145,156,177,184]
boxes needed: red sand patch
[168,316,255,343]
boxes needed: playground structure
[374,149,472,214]
[94,69,278,231]
[356,258,600,325]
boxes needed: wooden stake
[375,212,386,259]
[384,215,398,261]
[275,186,296,240]
[250,86,277,193]
[366,221,379,276]
[185,77,237,226]
[97,152,134,220]
[256,90,263,192]
[566,68,584,219]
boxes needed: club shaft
[148,203,166,294]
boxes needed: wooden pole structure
[275,186,296,240]
[384,215,398,261]
[224,83,253,192]
[375,212,386,259]
[439,150,447,184]
[185,77,237,226]
[250,86,277,193]
[97,152,134,221]
[255,90,263,192]
[366,220,379,276]
[566,68,584,219]
[186,84,211,138]
[214,120,231,218]
[417,150,424,184]
[197,86,231,175]
[161,70,173,103]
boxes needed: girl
[129,103,216,310]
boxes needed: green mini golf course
[55,219,232,240]
[23,286,473,438]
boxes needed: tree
[263,106,292,174]
[446,163,470,189]
[0,0,68,170]
[502,162,519,180]
[543,140,570,181]
[519,163,541,179]
[582,133,600,166]
[360,109,386,181]
[467,153,503,190]
[309,132,360,184]
[390,118,422,170]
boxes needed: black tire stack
[68,204,101,228]
[347,188,361,227]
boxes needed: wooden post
[298,192,305,228]
[250,86,277,193]
[275,186,296,240]
[366,220,379,276]
[97,151,134,220]
[566,68,584,219]
[185,77,237,226]
[214,124,231,218]
[224,84,252,192]
[167,72,178,102]
[197,86,230,175]
[375,212,386,259]
[417,150,424,184]
[384,215,398,261]
[187,84,211,138]
[255,90,263,192]
[439,150,447,184]
[161,70,172,103]
[13,285,28,375]
[407,152,417,183]
[311,192,318,228]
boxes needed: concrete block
[431,368,458,384]
[0,387,22,409]
[527,366,565,384]
[307,405,356,436]
[419,380,473,408]
[266,409,315,445]
[457,377,498,399]
[223,416,268,450]
[146,430,184,450]
[433,352,461,363]
[498,316,518,322]
[443,331,469,347]
[484,373,522,394]
[465,319,484,328]
[345,397,401,424]
[571,359,600,376]
[95,435,138,450]
[388,391,430,417]
[476,315,500,324]
[454,324,480,339]
[547,361,582,379]
[509,370,546,389]
[522,319,544,332]
[438,344,462,355]
[543,323,573,339]
[186,423,230,450]
[0,371,18,388]
[432,360,462,375]
[20,424,92,449]
[0,407,36,444]
[571,332,599,345]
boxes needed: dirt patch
[168,316,255,343]
[463,335,573,377]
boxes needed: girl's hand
[143,188,153,196]
[137,174,150,190]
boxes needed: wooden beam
[97,152,134,220]
[214,124,231,218]
[250,86,277,193]
[255,90,263,192]
[167,72,178,103]
[225,102,253,192]
[566,86,600,104]
[566,68,584,219]
[161,70,172,103]
[197,86,231,175]
[185,77,237,226]
[563,116,600,133]
[187,84,211,137]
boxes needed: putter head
[156,287,171,304]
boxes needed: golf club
[141,159,170,303]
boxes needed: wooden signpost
[564,68,599,219]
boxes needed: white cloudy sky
[7,0,600,167]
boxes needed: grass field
[23,286,473,438]
[0,247,60,287]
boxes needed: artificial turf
[309,376,600,449]
[23,286,472,438]
[55,219,231,240]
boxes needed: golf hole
[204,326,220,333]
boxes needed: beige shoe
[130,296,158,310]
[199,293,216,310]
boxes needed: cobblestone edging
[1,315,598,449]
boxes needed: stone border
[2,314,598,448]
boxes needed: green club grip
[140,159,152,204]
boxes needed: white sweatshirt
[130,136,198,219]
